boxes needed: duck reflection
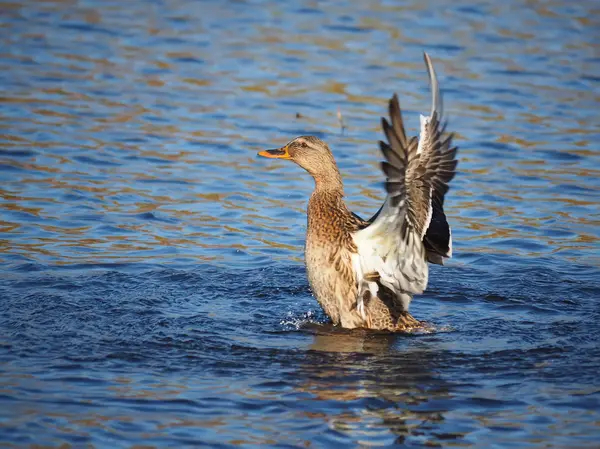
[294,326,458,446]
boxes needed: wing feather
[352,53,458,309]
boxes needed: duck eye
[300,142,308,148]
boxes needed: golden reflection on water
[0,331,460,447]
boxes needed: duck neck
[307,169,346,233]
[312,168,344,194]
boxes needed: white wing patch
[417,114,429,156]
[353,204,428,314]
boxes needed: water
[1,0,599,446]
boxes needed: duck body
[258,53,457,332]
[305,189,362,328]
[304,164,424,331]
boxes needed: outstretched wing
[360,54,456,265]
[419,53,457,264]
[352,53,458,310]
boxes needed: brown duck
[258,53,458,331]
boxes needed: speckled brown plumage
[304,190,362,328]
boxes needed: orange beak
[257,145,291,160]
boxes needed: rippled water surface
[1,0,600,447]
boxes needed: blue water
[1,0,599,447]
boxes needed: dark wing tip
[389,93,400,111]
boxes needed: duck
[258,53,458,331]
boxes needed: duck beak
[258,145,291,159]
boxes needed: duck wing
[358,54,455,265]
[351,53,458,311]
[419,53,455,264]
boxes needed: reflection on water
[304,331,454,445]
[1,0,599,446]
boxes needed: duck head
[258,136,342,189]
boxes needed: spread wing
[359,53,455,265]
[420,53,455,264]
[352,52,458,309]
